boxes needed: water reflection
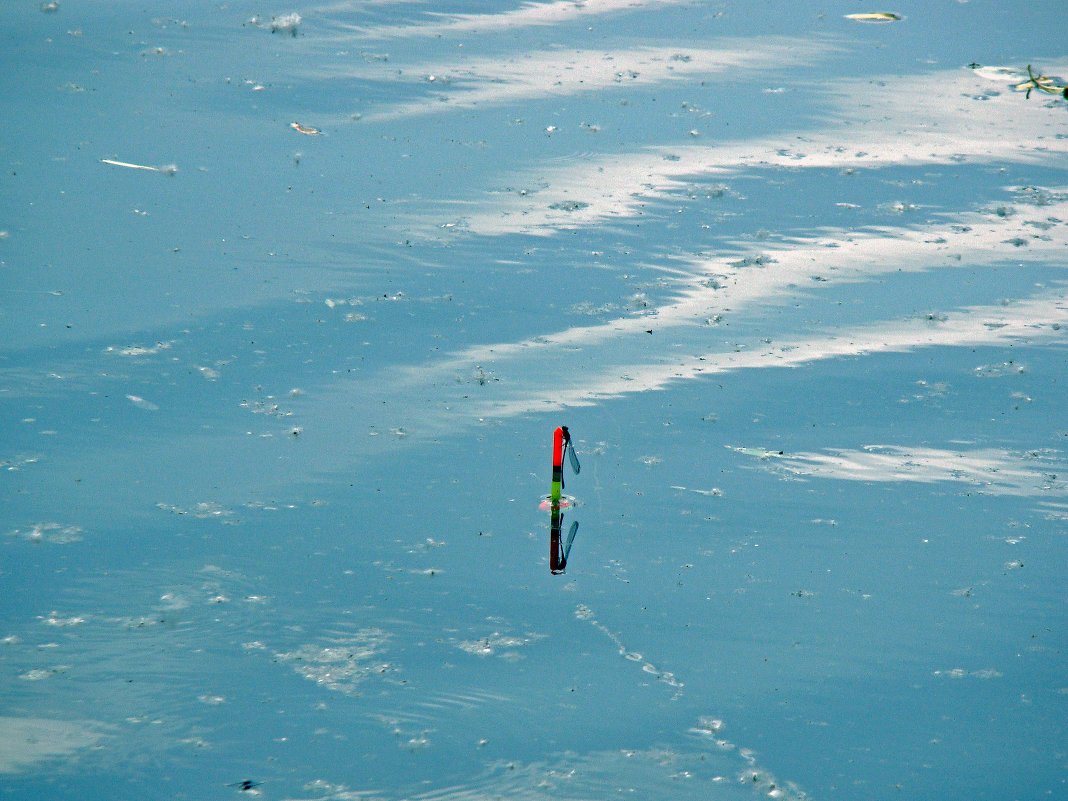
[547,425,581,573]
[549,504,579,574]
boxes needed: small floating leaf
[844,12,901,22]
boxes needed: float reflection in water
[549,504,580,575]
[540,426,582,573]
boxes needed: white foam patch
[369,191,1068,426]
[346,38,835,123]
[442,63,1068,236]
[755,445,1067,498]
[8,522,83,544]
[274,630,395,695]
[315,0,699,40]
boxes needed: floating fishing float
[541,426,580,571]
[542,425,580,507]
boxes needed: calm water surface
[2,1,1066,799]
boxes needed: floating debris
[1,455,41,473]
[729,446,784,459]
[548,200,590,212]
[274,632,391,695]
[932,668,1003,679]
[270,12,301,35]
[844,12,901,22]
[290,122,321,136]
[10,522,83,544]
[455,633,528,657]
[968,64,1024,82]
[1015,65,1067,99]
[104,341,174,357]
[41,611,86,627]
[156,501,234,519]
[101,159,177,175]
[126,394,159,411]
[671,485,723,497]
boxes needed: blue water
[2,2,1066,799]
